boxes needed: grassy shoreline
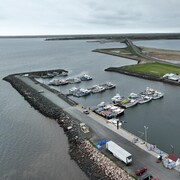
[94,39,180,85]
[124,62,180,77]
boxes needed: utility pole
[144,126,148,144]
[117,120,119,129]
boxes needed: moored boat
[122,99,138,108]
[66,77,81,84]
[69,87,78,94]
[101,82,116,90]
[71,88,91,97]
[111,93,125,103]
[80,74,92,81]
[48,79,69,86]
[93,102,125,119]
[138,95,152,104]
[48,79,59,86]
[152,92,164,100]
[91,85,106,93]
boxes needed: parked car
[135,166,147,176]
[139,173,159,180]
[38,90,44,93]
[83,109,89,114]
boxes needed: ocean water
[0,38,180,179]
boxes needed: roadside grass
[124,62,180,77]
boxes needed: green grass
[125,62,180,76]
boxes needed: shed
[168,153,180,166]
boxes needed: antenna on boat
[170,145,174,154]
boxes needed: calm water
[0,38,180,179]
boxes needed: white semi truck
[106,141,132,165]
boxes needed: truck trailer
[106,141,132,165]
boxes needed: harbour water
[0,38,180,179]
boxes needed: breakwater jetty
[3,72,133,180]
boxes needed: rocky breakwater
[3,74,134,180]
[105,66,162,82]
[71,140,133,180]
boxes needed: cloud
[0,0,180,35]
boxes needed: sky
[0,0,180,35]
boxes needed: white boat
[138,95,152,104]
[66,77,81,84]
[69,87,78,94]
[123,99,138,108]
[48,79,69,86]
[72,88,91,97]
[80,74,92,81]
[48,79,59,85]
[112,107,125,116]
[152,92,164,100]
[141,87,164,100]
[103,82,116,89]
[129,93,138,99]
[91,85,106,93]
[111,93,124,103]
[58,79,69,85]
[98,101,106,107]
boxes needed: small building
[168,153,180,166]
[163,153,180,169]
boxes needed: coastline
[1,33,180,40]
[3,73,134,180]
[93,39,180,87]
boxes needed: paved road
[124,39,155,61]
[18,76,180,180]
[124,39,180,67]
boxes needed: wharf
[76,105,168,160]
[4,74,180,179]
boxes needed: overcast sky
[1,0,180,35]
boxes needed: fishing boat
[129,93,138,99]
[72,88,91,97]
[152,91,164,100]
[101,82,116,90]
[80,74,92,81]
[91,85,106,93]
[111,93,124,103]
[138,95,152,104]
[48,79,59,86]
[141,87,164,100]
[69,87,78,94]
[122,99,138,108]
[94,102,125,119]
[58,79,69,85]
[66,77,81,84]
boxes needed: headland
[93,39,180,86]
